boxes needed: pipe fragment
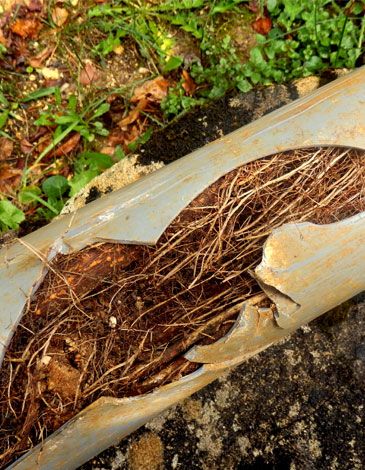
[2,67,365,469]
[8,211,365,470]
[255,213,365,329]
[2,67,365,364]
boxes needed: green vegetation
[0,0,364,233]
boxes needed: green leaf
[304,55,323,72]
[79,151,114,171]
[88,4,123,17]
[236,79,252,93]
[18,186,42,204]
[54,114,79,125]
[34,113,54,126]
[67,95,78,112]
[0,91,9,107]
[0,200,25,230]
[128,127,153,152]
[211,1,237,14]
[163,56,183,73]
[91,102,110,119]
[55,87,62,107]
[353,3,363,15]
[0,110,9,130]
[114,145,125,160]
[69,169,99,196]
[46,197,64,214]
[95,33,125,56]
[94,126,109,136]
[22,87,58,102]
[250,47,266,68]
[267,0,277,12]
[42,175,70,198]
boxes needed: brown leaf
[0,29,9,47]
[20,139,33,154]
[51,7,69,27]
[107,130,126,147]
[118,108,141,127]
[52,133,80,157]
[28,46,54,68]
[27,0,43,12]
[118,98,148,127]
[0,164,22,193]
[99,146,115,156]
[10,18,42,39]
[0,138,13,160]
[247,1,259,13]
[131,77,169,103]
[252,16,272,35]
[181,70,196,96]
[79,61,101,86]
[107,123,143,149]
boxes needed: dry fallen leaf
[252,16,272,35]
[0,164,22,193]
[131,77,169,103]
[247,1,259,13]
[0,29,9,47]
[26,0,43,12]
[10,18,42,39]
[99,146,115,156]
[20,139,33,154]
[28,46,54,68]
[51,7,69,27]
[182,70,196,96]
[0,138,13,161]
[79,61,101,86]
[107,123,143,149]
[118,98,148,127]
[52,133,80,157]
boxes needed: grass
[0,0,364,233]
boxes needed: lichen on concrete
[62,155,163,214]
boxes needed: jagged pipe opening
[0,146,364,466]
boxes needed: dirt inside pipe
[0,146,364,465]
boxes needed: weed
[69,150,121,196]
[0,200,25,231]
[162,0,365,116]
[0,0,364,233]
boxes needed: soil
[137,71,343,167]
[128,433,164,470]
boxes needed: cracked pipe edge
[7,212,365,470]
[2,66,365,365]
[185,213,365,364]
[254,212,365,330]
